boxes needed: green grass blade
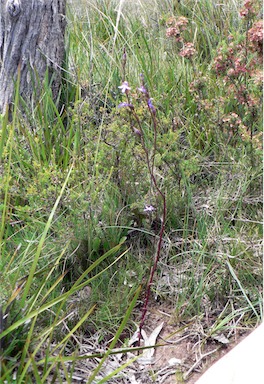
[20,164,73,308]
[87,285,141,384]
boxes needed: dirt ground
[137,303,252,384]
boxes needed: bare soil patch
[136,303,252,384]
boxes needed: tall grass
[0,0,262,381]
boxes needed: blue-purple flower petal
[147,98,156,113]
[118,102,134,109]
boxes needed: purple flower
[118,81,131,94]
[118,102,134,109]
[144,205,155,213]
[138,85,147,94]
[133,127,142,136]
[147,98,156,114]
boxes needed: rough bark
[0,0,66,114]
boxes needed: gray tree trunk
[0,0,66,114]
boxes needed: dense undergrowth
[0,0,262,382]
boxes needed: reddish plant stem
[129,89,167,345]
[120,68,167,344]
[138,187,166,344]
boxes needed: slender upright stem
[118,68,167,345]
[130,82,167,345]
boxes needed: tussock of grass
[0,0,262,382]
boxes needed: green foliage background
[0,0,262,382]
